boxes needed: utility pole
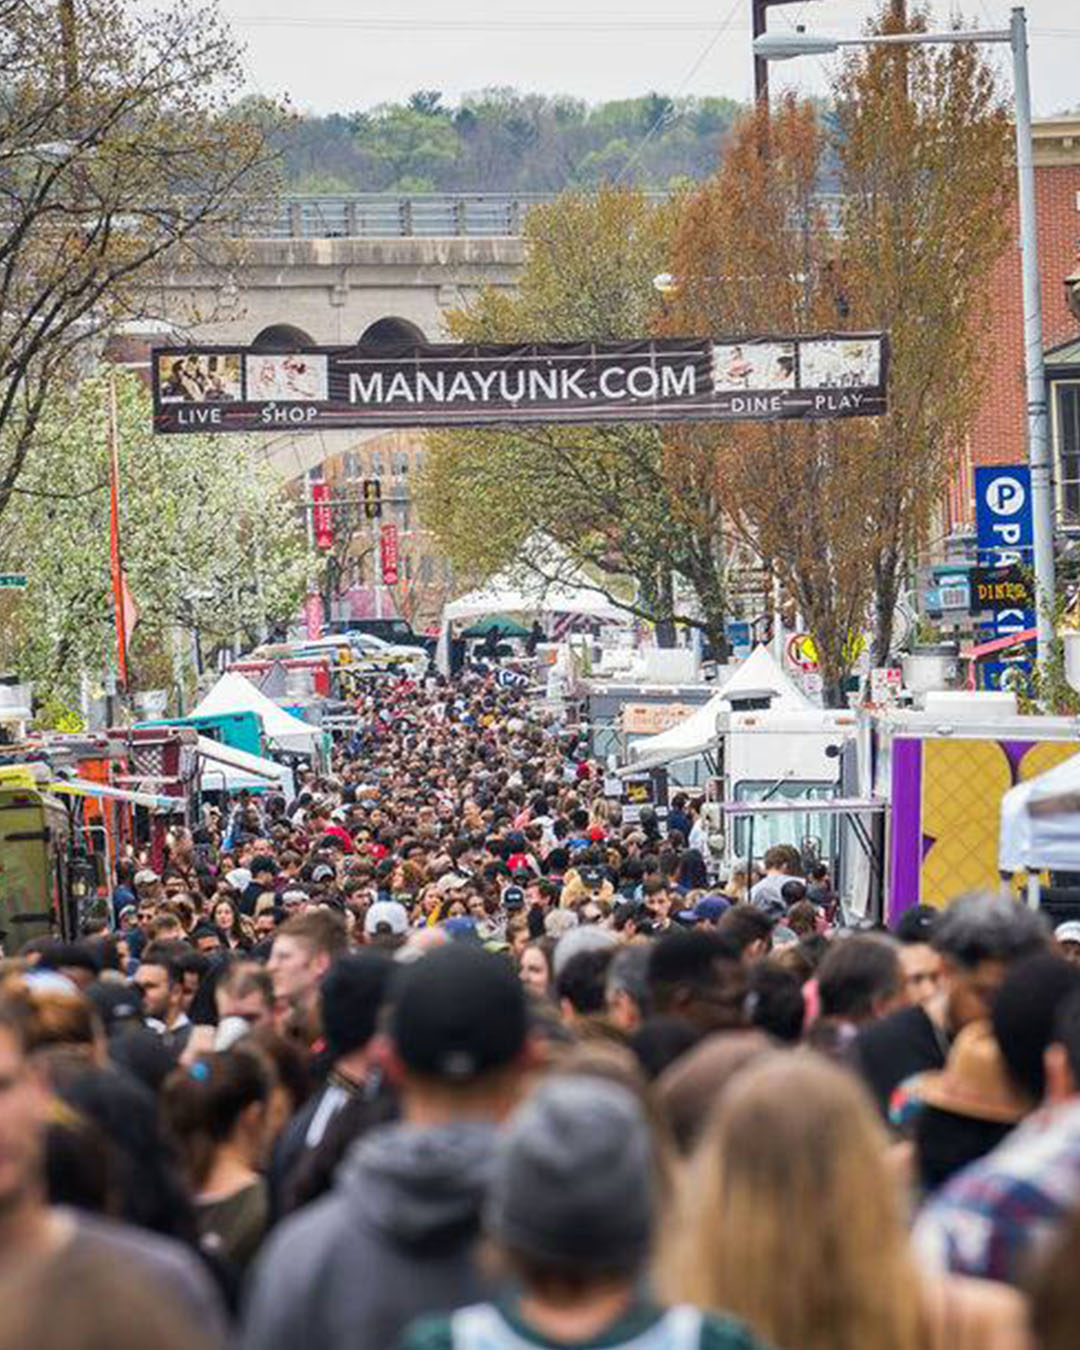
[752,0,808,105]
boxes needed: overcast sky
[218,0,1078,118]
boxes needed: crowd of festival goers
[6,670,1080,1349]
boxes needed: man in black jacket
[241,944,533,1350]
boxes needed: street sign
[0,574,27,589]
[726,620,752,659]
[974,466,1035,642]
[975,466,1033,561]
[152,333,889,435]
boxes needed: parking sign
[975,466,1033,561]
[974,465,1034,645]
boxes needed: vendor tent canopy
[191,673,319,756]
[461,614,533,640]
[437,546,626,674]
[999,749,1080,873]
[626,645,811,772]
[441,539,626,626]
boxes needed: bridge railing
[238,194,557,239]
[234,192,847,239]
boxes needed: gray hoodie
[240,1120,498,1350]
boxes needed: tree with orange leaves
[663,98,878,704]
[665,4,1012,699]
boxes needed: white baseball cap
[364,900,409,938]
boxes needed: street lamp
[754,8,1057,676]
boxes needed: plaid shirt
[912,1097,1080,1285]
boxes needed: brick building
[949,117,1080,532]
[304,430,456,634]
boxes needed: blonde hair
[660,1052,925,1350]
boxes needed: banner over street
[151,333,888,434]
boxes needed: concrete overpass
[138,195,530,480]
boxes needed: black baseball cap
[503,886,525,911]
[390,944,527,1081]
[320,950,395,1060]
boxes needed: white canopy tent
[192,673,320,757]
[441,573,626,626]
[437,549,627,674]
[999,749,1080,875]
[196,736,296,799]
[626,645,811,771]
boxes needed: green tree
[0,373,316,705]
[415,186,730,652]
[358,102,458,190]
[0,0,275,520]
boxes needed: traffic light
[363,478,382,520]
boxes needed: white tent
[437,548,626,675]
[442,571,625,625]
[627,645,811,770]
[192,673,320,756]
[999,749,1080,873]
[196,736,296,798]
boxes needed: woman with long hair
[161,1048,274,1275]
[661,1053,1028,1350]
[211,897,251,952]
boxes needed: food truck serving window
[732,780,838,858]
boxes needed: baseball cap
[503,886,525,911]
[86,980,143,1033]
[443,916,481,943]
[436,872,468,896]
[1056,920,1080,946]
[320,950,395,1058]
[578,866,606,890]
[364,900,409,937]
[311,863,336,883]
[390,943,527,1081]
[695,895,731,923]
[133,869,160,887]
[225,868,252,892]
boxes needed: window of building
[1054,381,1080,522]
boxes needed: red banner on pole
[304,591,324,640]
[311,482,334,551]
[380,522,399,585]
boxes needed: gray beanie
[485,1075,654,1273]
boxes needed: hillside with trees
[273,89,742,194]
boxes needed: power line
[613,0,744,184]
[234,12,759,30]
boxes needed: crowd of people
[6,670,1080,1349]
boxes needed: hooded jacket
[240,1120,498,1350]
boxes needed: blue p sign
[975,466,1033,560]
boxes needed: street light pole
[1010,7,1055,664]
[751,0,811,104]
[753,6,1057,676]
